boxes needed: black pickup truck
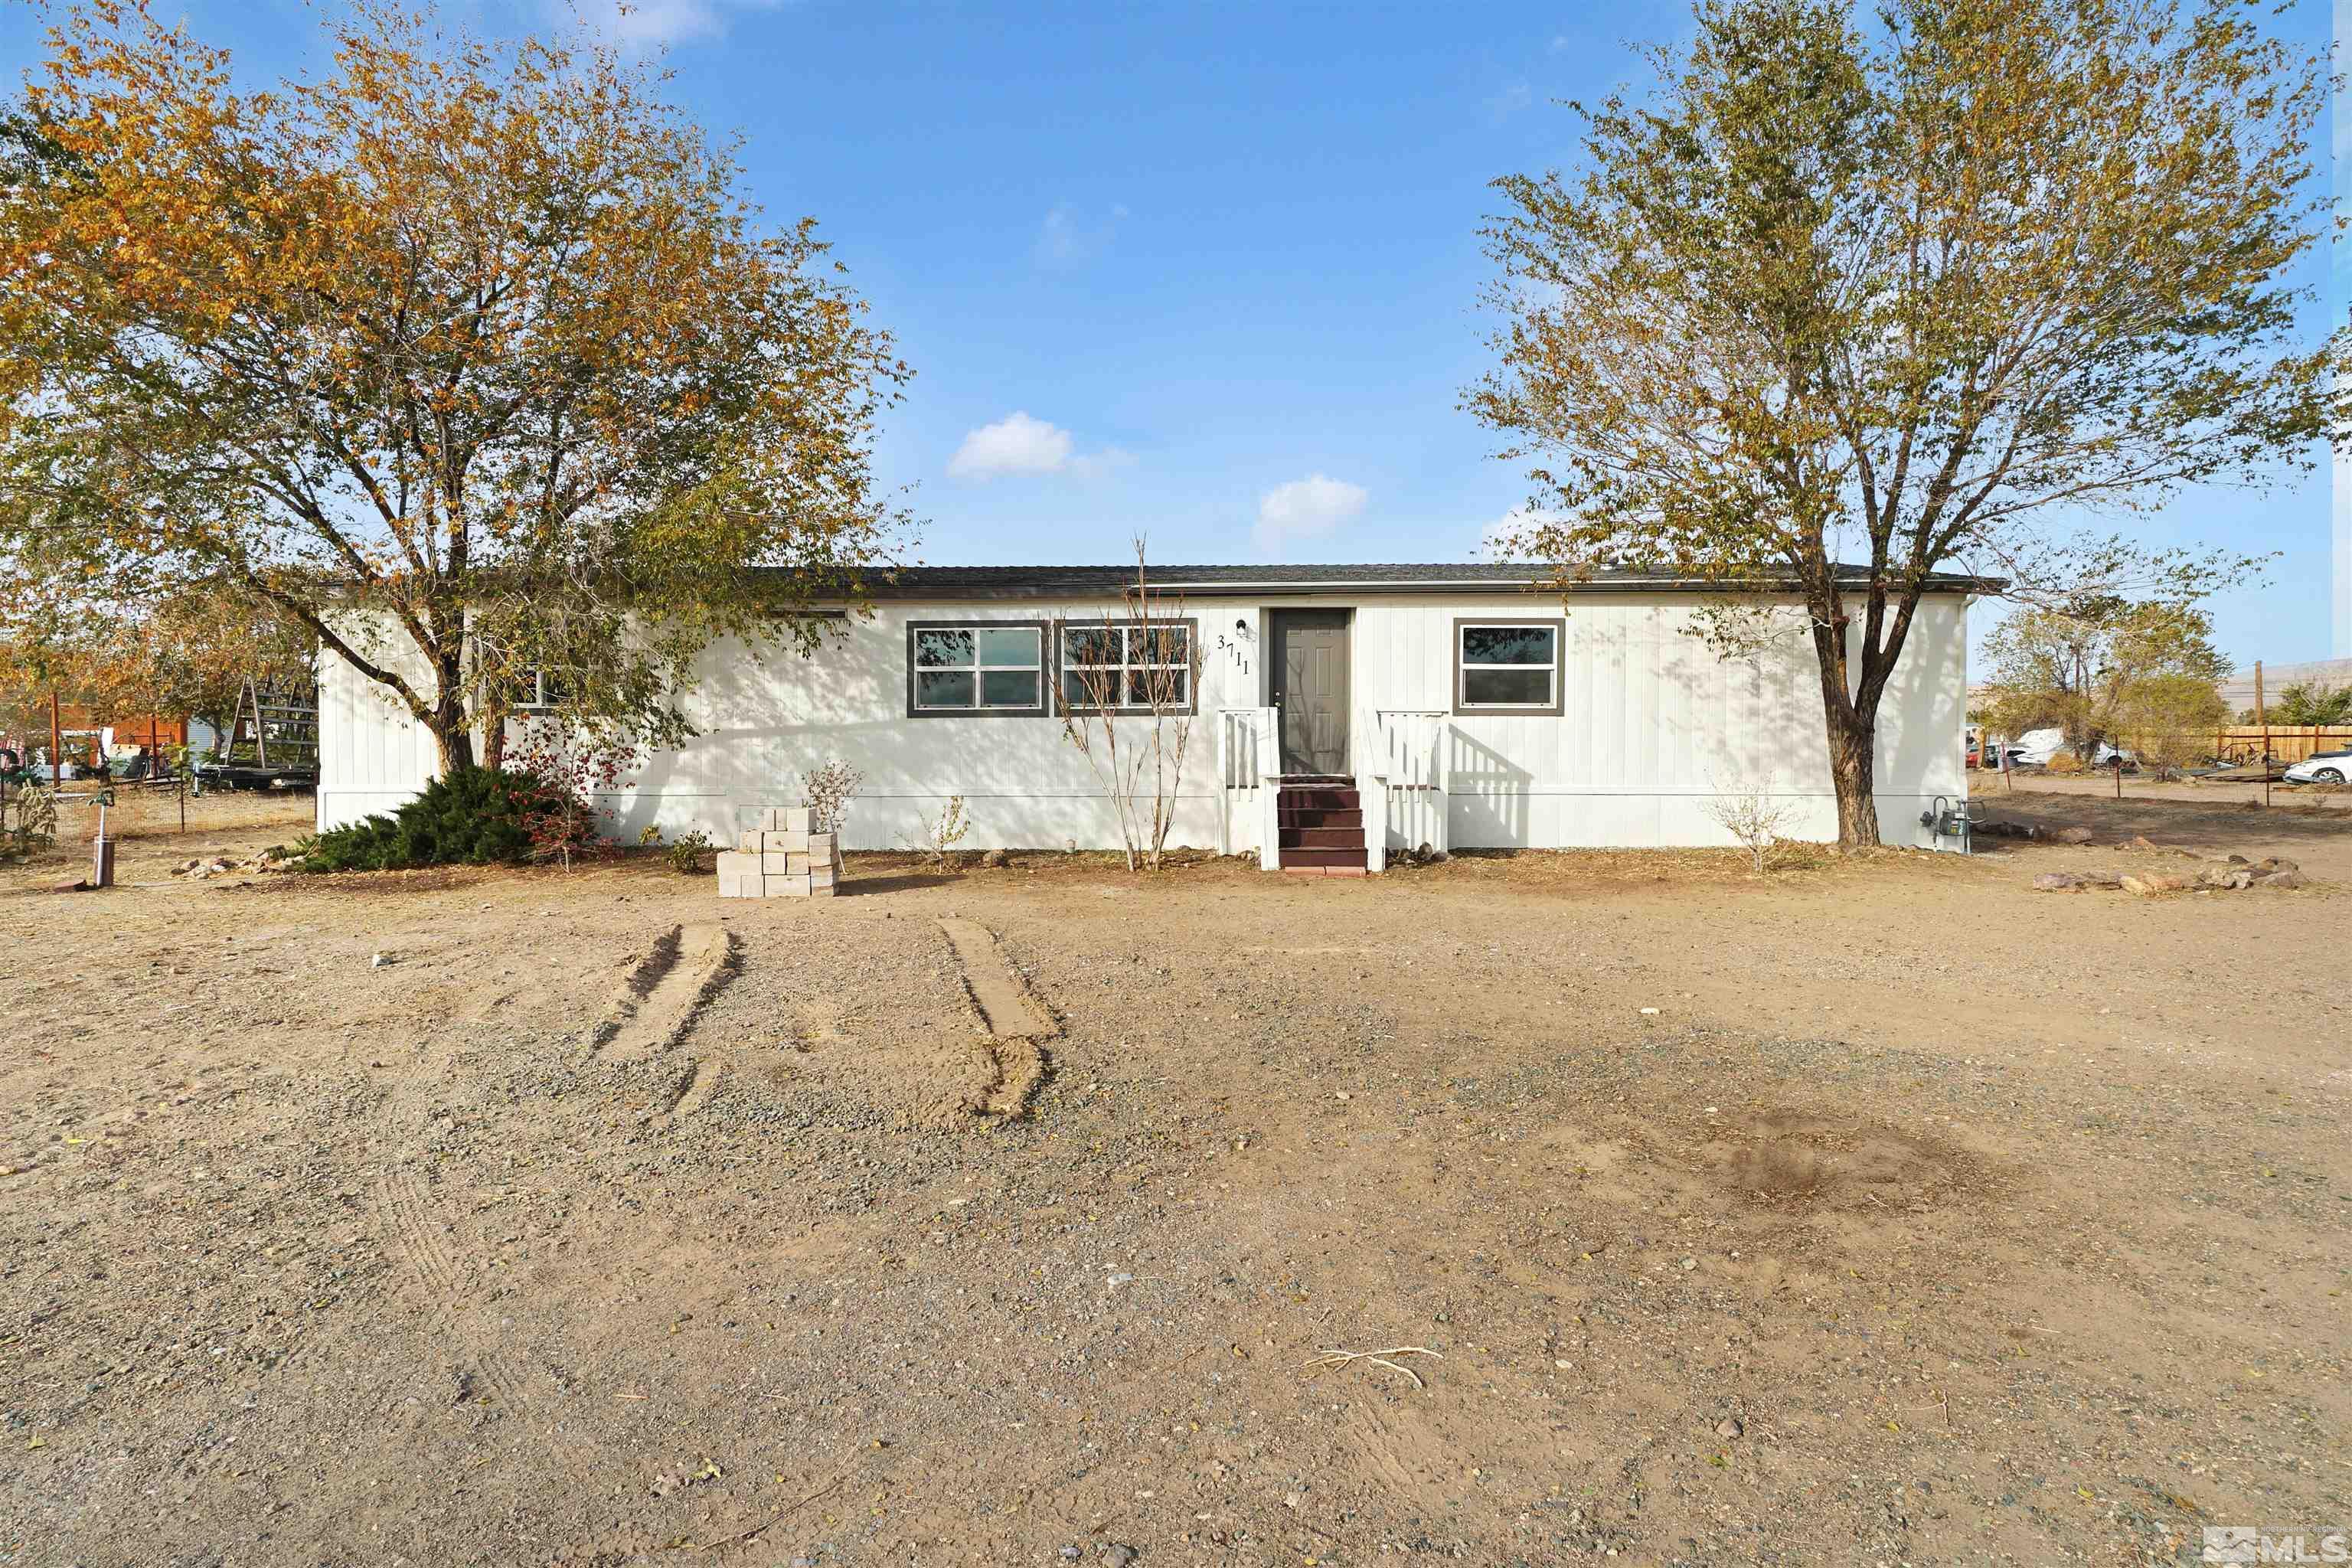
[196,760,318,792]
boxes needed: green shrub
[302,765,550,871]
[665,828,713,874]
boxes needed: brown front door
[1269,609,1351,776]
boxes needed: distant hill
[2218,656,2352,716]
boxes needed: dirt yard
[1978,766,2352,817]
[2,782,2345,1566]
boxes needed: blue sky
[3,1,2340,664]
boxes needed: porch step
[1273,777,1367,871]
[1277,806,1363,830]
[1276,846,1367,867]
[1279,787,1360,812]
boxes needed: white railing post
[1216,710,1233,858]
[1218,706,1285,863]
[1370,710,1452,858]
[1430,717,1450,855]
[1256,707,1281,870]
[1361,771,1387,872]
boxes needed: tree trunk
[481,699,508,773]
[426,639,475,775]
[428,701,476,775]
[1824,706,1880,848]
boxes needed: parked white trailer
[316,563,1978,867]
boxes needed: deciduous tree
[1057,541,1203,872]
[1472,0,2339,844]
[1,2,909,773]
[1978,597,2231,763]
[2109,675,2230,779]
[2265,681,2352,726]
[0,544,312,750]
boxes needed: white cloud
[1036,201,1126,267]
[1037,205,1082,264]
[949,412,1073,480]
[563,0,776,48]
[1482,503,1560,560]
[1256,474,1368,555]
[946,412,1131,482]
[1068,446,1137,479]
[1485,81,1534,125]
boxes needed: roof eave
[856,575,1998,600]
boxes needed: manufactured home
[317,563,1978,869]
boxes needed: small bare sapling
[1704,786,1795,873]
[800,758,864,837]
[903,795,971,863]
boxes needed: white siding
[1347,594,1968,850]
[593,603,1239,853]
[315,632,438,834]
[315,590,1971,853]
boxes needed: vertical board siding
[314,622,437,835]
[318,592,1969,851]
[1346,594,1965,850]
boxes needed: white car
[2001,727,2135,769]
[2006,727,2069,766]
[2283,749,2350,785]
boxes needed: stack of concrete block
[715,806,842,898]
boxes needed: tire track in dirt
[656,991,858,1128]
[375,1165,539,1416]
[651,1054,727,1123]
[935,918,1057,1122]
[661,1057,711,1117]
[591,923,737,1062]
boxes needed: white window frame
[511,668,572,712]
[1453,619,1563,714]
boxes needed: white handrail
[1220,706,1277,789]
[1217,707,1281,865]
[1254,708,1280,869]
[1357,770,1388,872]
[1372,710,1449,855]
[1371,710,1446,789]
[1215,711,1231,855]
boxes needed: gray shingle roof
[851,562,1995,599]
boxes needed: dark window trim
[1451,616,1565,717]
[1052,616,1201,717]
[904,619,1053,718]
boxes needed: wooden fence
[2208,727,2352,766]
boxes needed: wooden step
[1272,777,1369,871]
[1276,846,1366,867]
